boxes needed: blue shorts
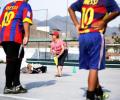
[79,32,105,70]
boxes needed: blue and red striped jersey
[0,1,33,44]
[70,0,120,34]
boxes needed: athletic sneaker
[4,87,14,94]
[86,90,95,100]
[55,75,62,77]
[95,92,109,100]
[86,99,95,100]
[12,85,27,94]
[96,96,104,100]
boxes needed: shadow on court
[25,80,56,90]
[62,74,72,77]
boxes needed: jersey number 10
[81,7,94,29]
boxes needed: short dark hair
[56,35,59,38]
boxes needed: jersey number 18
[2,11,15,27]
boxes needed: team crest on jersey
[27,11,31,18]
[84,0,98,5]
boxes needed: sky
[0,0,120,27]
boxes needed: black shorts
[58,49,68,66]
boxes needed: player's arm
[68,7,79,27]
[0,9,5,29]
[103,12,120,24]
[92,0,120,30]
[68,1,82,33]
[22,3,33,45]
[23,22,30,45]
[0,15,1,25]
[50,47,53,54]
[68,7,81,33]
[0,16,1,30]
[0,22,1,45]
[92,12,120,30]
[57,45,65,58]
[50,45,54,55]
[0,9,5,45]
[104,0,120,23]
[0,13,3,27]
[0,18,1,45]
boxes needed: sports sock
[95,86,103,96]
[86,90,95,100]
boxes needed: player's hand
[52,50,57,56]
[23,36,29,46]
[91,20,106,30]
[57,55,60,58]
[75,24,81,33]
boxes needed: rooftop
[0,64,120,100]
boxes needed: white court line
[0,94,42,100]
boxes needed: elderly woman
[50,31,68,77]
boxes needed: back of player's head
[13,0,29,2]
[24,0,29,2]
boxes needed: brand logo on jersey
[84,0,98,5]
[6,6,18,10]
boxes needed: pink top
[51,39,66,55]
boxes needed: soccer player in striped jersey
[0,0,32,94]
[68,0,120,100]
